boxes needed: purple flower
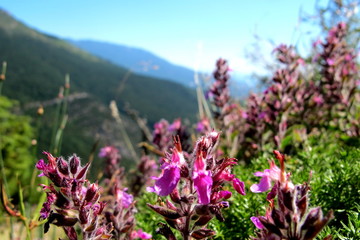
[196,118,211,133]
[326,58,335,66]
[250,216,264,229]
[98,146,118,158]
[147,164,180,196]
[168,118,181,131]
[147,147,185,196]
[250,161,280,193]
[193,170,213,204]
[39,192,56,220]
[131,229,152,239]
[115,188,134,208]
[35,159,46,177]
[233,178,246,195]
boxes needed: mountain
[0,9,197,162]
[68,39,261,99]
[68,39,196,87]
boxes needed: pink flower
[147,147,185,196]
[233,178,246,195]
[98,146,118,158]
[250,161,280,193]
[326,58,335,66]
[193,143,213,204]
[250,216,264,229]
[115,188,134,208]
[193,170,213,204]
[313,95,324,105]
[168,118,181,131]
[131,229,152,239]
[147,165,180,196]
[196,118,211,133]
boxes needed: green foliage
[310,145,360,228]
[209,133,360,239]
[317,204,360,240]
[135,191,168,239]
[210,154,269,239]
[0,96,34,197]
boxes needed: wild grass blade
[110,100,139,162]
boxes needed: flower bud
[69,154,80,174]
[57,157,69,176]
[85,183,98,203]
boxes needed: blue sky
[0,1,324,74]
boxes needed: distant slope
[0,9,197,160]
[68,39,196,87]
[0,9,197,123]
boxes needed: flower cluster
[208,22,359,159]
[206,59,247,155]
[208,58,232,123]
[98,146,152,239]
[314,22,359,136]
[152,118,191,153]
[250,151,333,240]
[98,146,122,178]
[36,152,112,240]
[147,131,245,239]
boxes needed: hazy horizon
[0,1,324,74]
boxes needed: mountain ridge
[0,9,197,160]
[68,39,197,87]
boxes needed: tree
[0,96,35,198]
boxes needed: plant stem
[109,100,139,162]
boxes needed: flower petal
[250,175,271,193]
[193,170,213,204]
[147,165,180,196]
[250,216,264,229]
[233,178,246,195]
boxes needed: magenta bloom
[98,146,119,158]
[250,161,280,193]
[147,164,180,196]
[233,178,246,195]
[147,147,185,196]
[192,136,215,204]
[131,229,152,239]
[115,188,134,208]
[250,216,264,229]
[193,170,213,204]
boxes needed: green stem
[54,115,68,155]
[50,87,63,153]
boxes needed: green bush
[0,96,35,199]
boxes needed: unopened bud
[69,154,80,174]
[57,157,69,176]
[85,183,98,203]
